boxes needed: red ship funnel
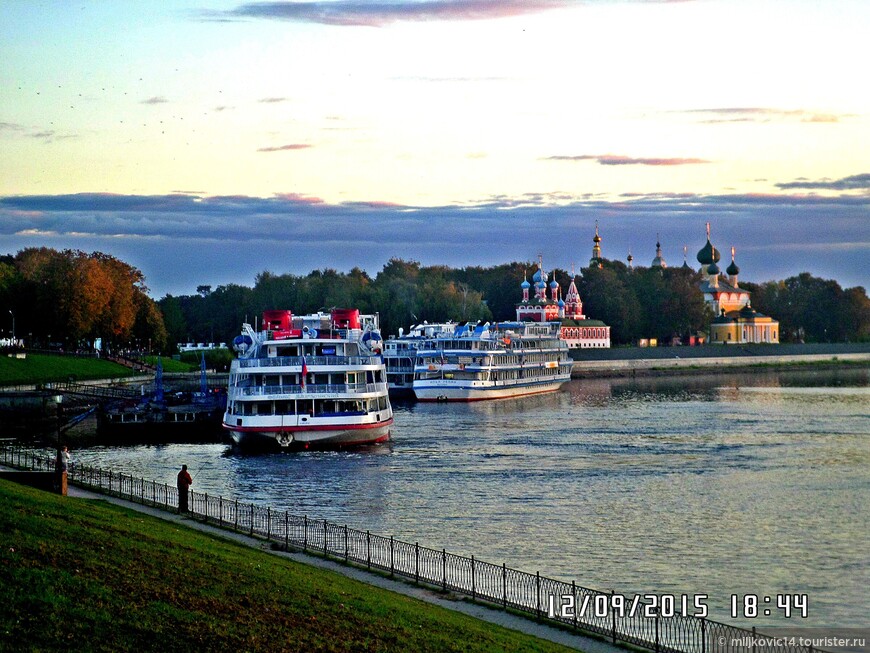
[331,308,361,329]
[262,310,292,331]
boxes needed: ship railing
[0,444,832,653]
[238,355,379,369]
[229,382,387,397]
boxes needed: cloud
[1,189,867,298]
[256,143,313,152]
[141,96,169,105]
[258,97,290,103]
[776,173,870,191]
[0,121,27,134]
[545,154,711,166]
[680,108,847,124]
[211,0,571,27]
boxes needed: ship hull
[225,418,392,450]
[413,378,568,402]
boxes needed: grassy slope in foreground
[0,481,577,653]
[0,353,136,386]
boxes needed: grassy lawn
[143,355,197,373]
[0,353,136,386]
[0,481,579,653]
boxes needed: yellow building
[696,224,779,344]
[710,304,779,344]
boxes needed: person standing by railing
[176,464,192,513]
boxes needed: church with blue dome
[516,254,611,349]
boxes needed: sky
[1,0,868,298]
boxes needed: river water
[66,368,869,629]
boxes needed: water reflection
[65,368,869,629]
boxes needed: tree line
[0,248,167,352]
[1,248,868,352]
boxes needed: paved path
[65,482,623,653]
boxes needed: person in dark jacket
[177,464,193,513]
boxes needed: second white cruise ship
[412,321,572,402]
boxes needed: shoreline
[571,355,870,379]
[569,342,870,378]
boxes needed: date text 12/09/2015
[547,594,810,620]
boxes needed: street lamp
[7,310,13,344]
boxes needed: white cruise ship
[412,321,572,402]
[383,322,455,396]
[223,308,392,449]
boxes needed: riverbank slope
[0,479,585,653]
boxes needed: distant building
[516,256,610,348]
[178,342,228,353]
[651,235,667,269]
[589,221,604,269]
[696,224,779,344]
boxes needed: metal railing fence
[0,445,826,653]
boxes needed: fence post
[655,609,660,653]
[471,556,476,601]
[234,499,238,531]
[324,520,328,555]
[164,483,168,510]
[536,572,541,619]
[415,542,419,583]
[389,536,394,578]
[751,627,756,653]
[366,531,371,570]
[285,511,289,551]
[442,549,447,591]
[502,563,507,608]
[344,525,349,562]
[140,476,144,503]
[611,590,617,643]
[572,581,577,631]
[266,507,271,540]
[304,516,308,552]
[249,503,254,536]
[701,618,706,653]
[219,496,223,527]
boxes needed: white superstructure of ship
[223,308,392,449]
[382,322,456,396]
[412,321,572,402]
